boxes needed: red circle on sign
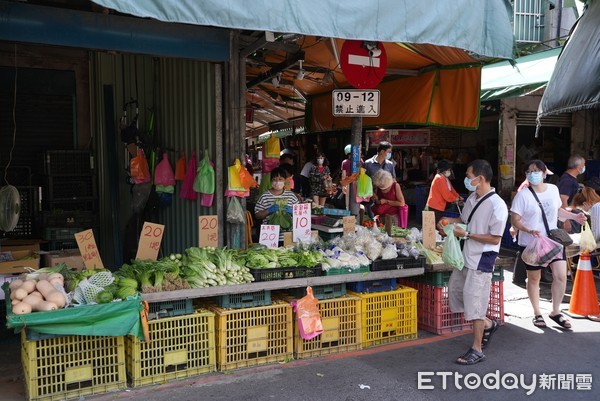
[340,40,387,89]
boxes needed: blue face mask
[464,176,478,192]
[386,152,392,160]
[526,171,543,186]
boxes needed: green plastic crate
[215,290,272,308]
[322,265,370,276]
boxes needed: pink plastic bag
[179,151,198,200]
[398,204,409,228]
[290,287,323,340]
[521,236,563,267]
[154,153,176,186]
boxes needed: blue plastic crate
[347,278,397,293]
[215,290,272,308]
[322,208,351,216]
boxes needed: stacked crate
[125,305,216,387]
[21,331,127,401]
[41,151,97,250]
[348,285,418,348]
[400,265,505,335]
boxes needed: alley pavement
[2,261,599,401]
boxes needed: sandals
[549,313,572,329]
[456,348,486,365]
[481,320,499,349]
[533,315,547,328]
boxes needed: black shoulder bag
[527,186,573,246]
[466,191,497,225]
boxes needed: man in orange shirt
[426,160,461,222]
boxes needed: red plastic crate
[400,279,504,335]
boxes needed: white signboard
[332,89,380,117]
[259,225,280,249]
[292,203,312,243]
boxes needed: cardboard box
[42,249,85,271]
[0,239,43,253]
[0,250,40,300]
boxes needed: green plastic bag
[442,223,465,270]
[194,149,215,194]
[257,172,271,197]
[356,168,373,200]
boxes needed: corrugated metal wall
[155,59,222,254]
[91,52,221,267]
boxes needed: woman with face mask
[254,167,300,222]
[309,152,332,206]
[426,160,461,222]
[510,159,587,330]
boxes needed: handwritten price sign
[292,203,312,243]
[136,222,165,260]
[199,215,219,247]
[75,229,104,270]
[259,225,280,249]
[343,215,356,236]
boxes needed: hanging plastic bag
[579,221,596,253]
[264,134,280,158]
[228,161,246,191]
[175,153,186,181]
[154,153,176,186]
[521,236,563,267]
[290,287,323,340]
[194,150,216,194]
[262,157,279,173]
[356,168,373,202]
[201,193,214,207]
[442,224,465,270]
[226,196,245,225]
[239,163,258,189]
[180,152,198,200]
[130,148,151,184]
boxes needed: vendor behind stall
[426,159,461,222]
[254,167,300,222]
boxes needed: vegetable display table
[141,267,425,303]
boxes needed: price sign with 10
[292,203,312,243]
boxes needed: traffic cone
[569,252,600,316]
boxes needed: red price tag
[293,203,312,243]
[136,222,165,261]
[75,229,104,270]
[259,225,280,249]
[199,215,219,247]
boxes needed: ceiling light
[296,60,305,81]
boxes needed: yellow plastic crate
[21,332,126,401]
[290,295,362,359]
[349,285,418,348]
[210,301,293,371]
[125,310,216,387]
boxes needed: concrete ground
[2,258,599,401]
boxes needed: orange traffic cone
[569,252,600,316]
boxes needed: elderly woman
[371,169,406,221]
[510,159,587,329]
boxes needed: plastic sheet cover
[538,0,600,117]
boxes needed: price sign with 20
[292,203,312,243]
[136,222,165,261]
[259,224,280,249]
[199,215,219,247]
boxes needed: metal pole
[349,117,362,217]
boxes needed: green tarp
[480,47,562,101]
[3,283,144,340]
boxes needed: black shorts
[518,246,566,271]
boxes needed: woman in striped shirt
[254,167,300,222]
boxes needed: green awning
[480,47,562,101]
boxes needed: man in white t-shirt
[437,159,508,365]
